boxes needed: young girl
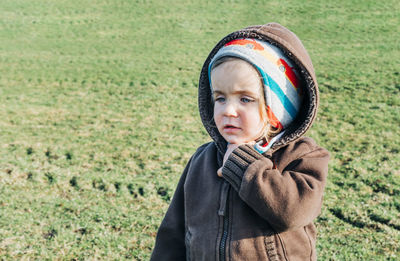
[151,22,329,261]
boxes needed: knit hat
[208,38,303,129]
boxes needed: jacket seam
[276,233,289,261]
[304,226,313,260]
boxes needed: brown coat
[151,23,330,261]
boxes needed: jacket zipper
[218,182,230,261]
[220,203,229,261]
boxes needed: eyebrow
[212,90,259,96]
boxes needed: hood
[199,22,319,155]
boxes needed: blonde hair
[210,57,282,142]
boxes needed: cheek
[245,109,265,131]
[213,105,223,127]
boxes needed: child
[151,22,329,261]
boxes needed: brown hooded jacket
[151,22,330,261]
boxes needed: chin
[225,138,246,144]
[224,135,257,145]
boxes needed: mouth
[223,124,241,132]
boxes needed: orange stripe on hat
[267,106,283,129]
[225,39,264,51]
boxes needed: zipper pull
[254,130,286,154]
[218,182,230,216]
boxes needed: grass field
[0,0,399,259]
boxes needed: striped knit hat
[208,38,303,129]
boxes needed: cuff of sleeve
[221,144,264,191]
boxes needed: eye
[241,97,254,103]
[215,96,225,103]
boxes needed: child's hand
[217,141,255,177]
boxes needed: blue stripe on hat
[255,65,298,119]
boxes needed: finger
[227,143,240,150]
[217,168,223,177]
[224,143,239,163]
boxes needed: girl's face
[211,59,266,144]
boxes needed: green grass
[0,0,399,259]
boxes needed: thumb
[217,167,223,177]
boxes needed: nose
[223,101,238,117]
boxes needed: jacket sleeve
[221,137,329,232]
[150,158,192,261]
